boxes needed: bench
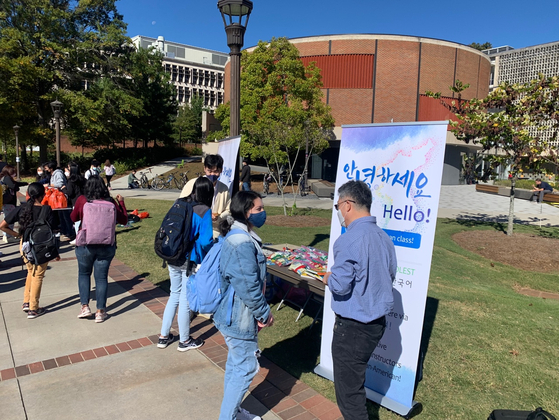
[476,184,559,203]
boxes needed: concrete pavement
[111,159,559,226]
[0,236,342,420]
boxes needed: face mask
[207,174,219,183]
[337,209,346,228]
[248,210,266,228]
[65,170,70,178]
[37,171,43,176]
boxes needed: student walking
[0,183,60,319]
[71,176,128,323]
[214,191,273,420]
[158,177,215,351]
[104,160,116,190]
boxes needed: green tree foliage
[469,42,493,51]
[172,96,204,145]
[427,75,559,235]
[212,37,334,211]
[0,0,132,163]
[127,47,177,148]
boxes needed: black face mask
[207,174,219,183]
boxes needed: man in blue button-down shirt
[323,180,396,420]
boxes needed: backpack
[154,197,198,268]
[186,228,245,315]
[22,206,59,265]
[488,407,556,420]
[75,200,117,246]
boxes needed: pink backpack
[76,200,117,246]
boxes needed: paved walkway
[111,159,559,226]
[0,238,342,420]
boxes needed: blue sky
[117,0,559,53]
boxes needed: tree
[0,0,132,164]
[469,42,493,51]
[127,47,177,148]
[427,75,559,235]
[212,37,335,213]
[172,96,204,146]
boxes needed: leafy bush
[494,179,556,189]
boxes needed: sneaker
[27,308,46,319]
[157,333,175,349]
[22,303,29,312]
[177,337,204,352]
[95,310,108,323]
[77,305,93,319]
[237,408,262,420]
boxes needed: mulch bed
[452,230,559,273]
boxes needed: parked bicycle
[151,171,189,191]
[138,168,153,189]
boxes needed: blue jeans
[219,334,259,420]
[76,245,116,311]
[160,264,190,343]
[242,182,250,191]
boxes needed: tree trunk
[507,177,515,235]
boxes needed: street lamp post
[50,99,63,168]
[13,125,20,180]
[218,0,253,194]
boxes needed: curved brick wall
[227,34,491,128]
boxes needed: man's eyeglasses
[334,200,355,211]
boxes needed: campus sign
[314,122,448,416]
[217,135,241,194]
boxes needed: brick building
[227,34,491,184]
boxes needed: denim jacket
[213,221,270,340]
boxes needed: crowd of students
[0,158,125,323]
[1,153,270,420]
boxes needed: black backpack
[154,197,198,268]
[23,206,59,265]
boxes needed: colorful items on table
[266,246,328,280]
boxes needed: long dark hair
[191,176,214,208]
[18,183,46,234]
[84,175,110,201]
[218,191,261,236]
[67,161,83,183]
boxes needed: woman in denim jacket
[214,191,273,420]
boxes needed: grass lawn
[115,199,559,419]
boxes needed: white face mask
[337,209,346,228]
[65,170,70,178]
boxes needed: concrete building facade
[231,34,491,184]
[132,35,229,110]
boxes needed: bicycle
[263,172,273,195]
[151,172,188,191]
[138,168,153,189]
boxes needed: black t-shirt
[539,181,552,191]
[4,205,56,229]
[240,165,251,183]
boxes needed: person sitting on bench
[530,178,553,203]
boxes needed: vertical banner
[216,135,241,194]
[314,122,447,416]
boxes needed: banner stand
[314,121,448,419]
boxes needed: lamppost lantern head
[50,99,63,118]
[13,125,20,135]
[218,0,253,28]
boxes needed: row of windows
[164,64,224,88]
[177,87,223,108]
